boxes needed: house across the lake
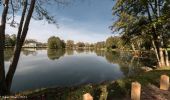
[23,42,37,48]
[23,39,47,48]
[23,39,37,48]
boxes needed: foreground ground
[1,67,170,100]
[141,84,170,100]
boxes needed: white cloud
[5,15,113,43]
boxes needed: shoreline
[9,68,170,99]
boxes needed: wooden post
[99,85,108,100]
[131,82,141,100]
[83,93,93,100]
[160,75,169,90]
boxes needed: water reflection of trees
[75,49,95,54]
[94,50,157,76]
[104,51,134,76]
[47,49,65,60]
[75,48,85,53]
[4,48,14,61]
[65,49,74,55]
[4,48,39,61]
[95,50,105,57]
[22,48,37,56]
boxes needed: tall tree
[0,0,9,95]
[47,36,65,49]
[66,40,74,49]
[0,0,69,95]
[112,0,170,67]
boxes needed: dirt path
[141,84,170,100]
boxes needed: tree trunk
[165,49,169,66]
[159,47,165,67]
[5,0,36,92]
[146,4,165,67]
[0,0,9,95]
[131,43,136,52]
[152,40,161,67]
[5,1,28,91]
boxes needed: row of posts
[83,75,169,100]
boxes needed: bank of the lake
[13,67,170,100]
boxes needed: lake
[4,48,152,92]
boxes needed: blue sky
[1,0,115,43]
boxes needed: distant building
[23,39,47,48]
[23,42,37,47]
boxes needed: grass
[166,48,170,51]
[109,68,170,98]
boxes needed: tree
[95,41,105,49]
[5,34,12,46]
[0,0,69,95]
[4,34,17,46]
[5,34,9,46]
[106,36,125,50]
[105,36,117,49]
[61,40,66,48]
[66,40,74,49]
[47,36,65,49]
[106,37,114,49]
[10,34,16,46]
[112,0,170,67]
[48,36,57,49]
[76,42,85,48]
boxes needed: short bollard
[131,82,141,100]
[160,75,169,90]
[83,93,93,100]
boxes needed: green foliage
[61,40,66,48]
[105,36,124,49]
[105,37,115,49]
[5,34,16,46]
[66,40,74,48]
[112,0,170,51]
[47,36,65,49]
[95,41,105,49]
[76,42,85,48]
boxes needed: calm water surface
[4,48,150,92]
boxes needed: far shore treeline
[5,34,170,51]
[46,35,169,51]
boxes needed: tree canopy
[0,0,70,95]
[47,36,65,49]
[66,40,74,49]
[112,0,170,67]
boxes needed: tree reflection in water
[4,48,14,61]
[4,49,157,78]
[65,49,74,55]
[22,48,37,56]
[99,50,157,76]
[75,48,84,54]
[2,48,157,94]
[47,49,65,60]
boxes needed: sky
[0,0,116,43]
